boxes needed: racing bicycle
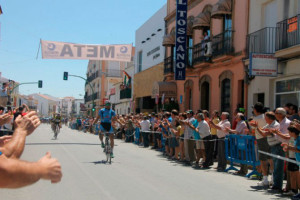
[103,132,112,164]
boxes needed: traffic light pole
[8,81,42,107]
[68,74,95,117]
[10,82,39,94]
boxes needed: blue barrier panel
[134,128,140,145]
[225,134,260,177]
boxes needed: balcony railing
[164,56,174,74]
[246,27,276,58]
[105,69,122,78]
[193,41,211,65]
[120,88,131,99]
[211,30,234,58]
[84,92,99,103]
[86,71,99,83]
[276,14,300,51]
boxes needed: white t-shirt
[197,120,211,138]
[253,114,267,140]
[140,120,150,131]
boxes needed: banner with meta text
[175,0,187,80]
[41,40,132,62]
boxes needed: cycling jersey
[99,108,116,123]
[53,116,62,124]
[98,108,116,133]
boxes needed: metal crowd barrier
[225,134,260,177]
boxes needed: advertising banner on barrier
[175,0,187,80]
[41,40,132,62]
[249,53,278,77]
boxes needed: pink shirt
[235,120,247,135]
[217,119,231,138]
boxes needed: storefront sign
[249,53,277,77]
[287,16,298,33]
[41,40,132,62]
[175,0,187,80]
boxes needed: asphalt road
[0,124,291,200]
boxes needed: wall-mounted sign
[287,16,298,33]
[175,0,187,80]
[180,95,183,104]
[249,53,278,77]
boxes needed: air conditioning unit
[204,42,212,57]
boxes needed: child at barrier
[179,113,187,162]
[281,122,300,198]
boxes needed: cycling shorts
[100,122,114,134]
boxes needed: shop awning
[211,0,232,19]
[152,82,177,98]
[193,11,211,30]
[162,33,175,46]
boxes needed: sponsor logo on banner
[175,0,187,80]
[249,53,278,77]
[41,40,132,62]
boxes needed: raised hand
[38,152,62,184]
[0,114,13,126]
[14,111,41,136]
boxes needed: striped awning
[211,0,232,19]
[193,11,211,29]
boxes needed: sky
[0,0,167,99]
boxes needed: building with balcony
[109,60,135,115]
[245,0,300,116]
[85,50,135,116]
[58,97,74,118]
[163,0,248,115]
[134,4,168,113]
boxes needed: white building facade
[246,0,300,116]
[133,4,166,113]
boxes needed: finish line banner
[41,40,132,62]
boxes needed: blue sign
[180,95,183,104]
[175,0,187,80]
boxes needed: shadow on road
[88,160,109,165]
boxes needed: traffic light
[92,104,95,112]
[63,72,68,80]
[38,80,43,88]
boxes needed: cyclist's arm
[92,115,100,125]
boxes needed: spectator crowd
[88,102,300,199]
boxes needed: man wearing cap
[92,100,116,158]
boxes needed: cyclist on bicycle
[92,100,116,158]
[52,113,62,139]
